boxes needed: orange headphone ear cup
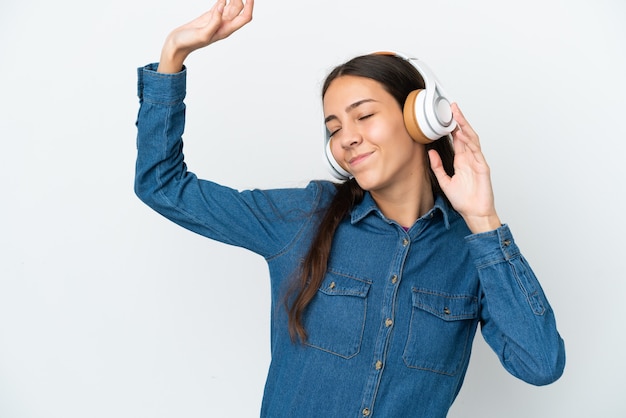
[403,89,433,144]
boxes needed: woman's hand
[428,103,502,234]
[157,0,254,73]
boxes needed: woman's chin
[352,173,380,192]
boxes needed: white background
[1,0,625,416]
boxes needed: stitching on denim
[509,259,546,316]
[152,107,215,233]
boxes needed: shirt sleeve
[465,225,566,385]
[134,63,324,259]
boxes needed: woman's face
[323,75,428,194]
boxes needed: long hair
[286,54,455,343]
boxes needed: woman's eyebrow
[324,99,378,124]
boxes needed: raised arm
[135,0,310,257]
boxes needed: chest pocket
[403,288,478,376]
[304,271,371,359]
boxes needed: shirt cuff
[464,224,521,266]
[136,63,187,105]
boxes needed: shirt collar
[350,192,452,230]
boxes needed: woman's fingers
[451,103,488,165]
[222,0,244,20]
[215,0,254,40]
[452,104,481,145]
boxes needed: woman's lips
[349,151,374,167]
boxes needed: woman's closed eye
[327,113,375,137]
[328,127,341,138]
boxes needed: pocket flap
[412,289,478,321]
[318,272,371,298]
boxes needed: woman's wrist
[157,37,188,74]
[463,213,502,234]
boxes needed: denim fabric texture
[135,64,565,418]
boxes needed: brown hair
[286,54,455,343]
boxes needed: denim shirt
[135,64,565,418]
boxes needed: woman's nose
[340,124,362,149]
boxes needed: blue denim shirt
[135,64,565,418]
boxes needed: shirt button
[391,275,398,284]
[402,238,409,246]
[329,281,336,290]
[362,408,371,416]
[375,360,383,370]
[385,318,393,327]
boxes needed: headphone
[323,51,457,180]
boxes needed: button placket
[359,231,411,418]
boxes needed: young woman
[134,1,565,416]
